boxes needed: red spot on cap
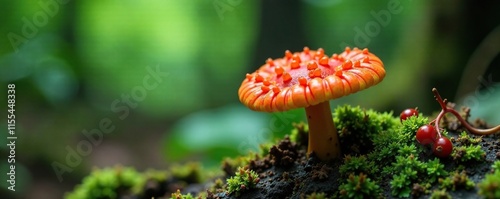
[298,77,307,86]
[263,80,271,86]
[283,72,292,83]
[238,46,386,113]
[354,61,361,67]
[345,47,351,53]
[312,68,322,78]
[255,74,264,82]
[272,86,281,94]
[362,57,370,63]
[266,58,274,66]
[261,86,270,93]
[307,61,318,70]
[275,66,284,76]
[303,47,310,54]
[319,56,329,66]
[285,50,292,59]
[315,48,325,58]
[246,73,253,81]
[291,60,300,69]
[342,61,353,70]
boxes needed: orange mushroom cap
[238,47,385,112]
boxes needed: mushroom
[238,47,386,161]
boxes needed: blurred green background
[0,0,499,198]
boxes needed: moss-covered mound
[66,105,500,199]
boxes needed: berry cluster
[400,88,500,158]
[400,108,453,157]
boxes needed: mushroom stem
[305,101,341,161]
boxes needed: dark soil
[135,132,500,199]
[133,107,500,199]
[214,137,342,199]
[425,133,500,199]
[208,119,500,198]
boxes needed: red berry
[433,137,453,158]
[400,108,418,122]
[416,125,437,145]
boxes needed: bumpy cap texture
[238,47,385,112]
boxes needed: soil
[112,106,500,199]
[214,137,342,199]
[204,134,500,199]
[138,131,499,199]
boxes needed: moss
[207,178,225,193]
[226,167,260,196]
[439,170,475,191]
[143,169,170,182]
[478,163,500,199]
[388,154,427,197]
[385,151,450,197]
[334,105,399,154]
[399,113,430,141]
[334,105,399,134]
[367,140,400,167]
[339,155,377,178]
[305,192,328,199]
[369,115,428,167]
[332,105,450,198]
[199,179,225,199]
[311,164,332,181]
[66,105,500,199]
[289,122,309,147]
[389,154,425,178]
[429,189,451,199]
[170,162,203,184]
[140,169,172,198]
[390,173,412,198]
[397,144,418,157]
[451,145,486,162]
[411,183,430,198]
[65,166,145,199]
[492,160,500,172]
[170,189,195,199]
[456,131,482,145]
[425,158,448,183]
[258,142,274,157]
[339,173,381,199]
[221,152,258,176]
[478,172,500,198]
